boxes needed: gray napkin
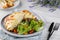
[0,30,41,40]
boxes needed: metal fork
[47,23,60,40]
[51,23,60,35]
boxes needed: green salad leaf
[17,19,44,35]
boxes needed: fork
[47,23,60,40]
[51,23,59,34]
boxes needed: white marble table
[0,0,60,40]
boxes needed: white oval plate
[1,9,46,37]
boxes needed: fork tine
[53,23,60,30]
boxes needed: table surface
[0,0,60,40]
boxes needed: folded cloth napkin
[0,30,41,40]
